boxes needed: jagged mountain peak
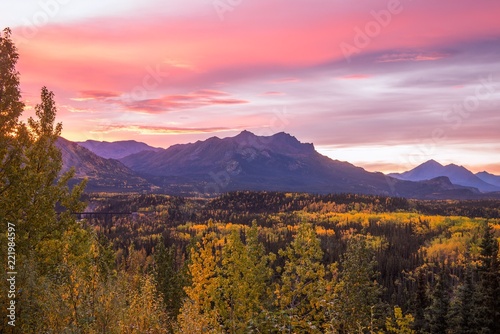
[422,159,443,167]
[235,129,256,138]
[56,135,500,198]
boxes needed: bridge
[73,212,133,224]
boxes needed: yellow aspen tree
[385,307,415,334]
[275,222,326,333]
[218,223,274,333]
[120,274,169,334]
[179,231,223,333]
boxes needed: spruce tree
[475,224,500,333]
[327,235,382,333]
[412,267,430,333]
[153,239,186,320]
[448,265,479,334]
[425,266,450,334]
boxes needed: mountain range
[58,131,500,199]
[388,160,500,193]
[76,139,162,159]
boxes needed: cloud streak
[92,124,241,135]
[119,90,248,114]
[376,52,449,63]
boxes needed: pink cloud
[120,90,248,113]
[92,124,241,135]
[193,89,229,97]
[14,1,500,97]
[377,52,449,63]
[270,78,300,84]
[75,90,121,100]
[340,74,371,80]
[261,91,285,96]
[62,105,100,114]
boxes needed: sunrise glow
[5,0,500,173]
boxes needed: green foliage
[0,28,24,135]
[154,239,186,320]
[474,224,500,333]
[327,234,383,333]
[425,267,450,334]
[218,223,274,333]
[448,266,480,334]
[275,222,326,333]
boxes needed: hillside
[57,137,153,192]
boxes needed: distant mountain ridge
[389,160,500,193]
[117,131,490,198]
[77,139,162,159]
[58,133,500,198]
[57,138,152,192]
[119,131,317,177]
[476,171,500,188]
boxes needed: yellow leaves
[421,217,500,266]
[192,224,208,232]
[425,237,466,265]
[365,235,389,252]
[385,307,415,334]
[315,226,335,237]
[119,274,170,334]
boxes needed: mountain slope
[57,138,152,192]
[476,171,500,187]
[77,139,162,159]
[389,160,500,193]
[120,131,481,198]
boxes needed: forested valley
[73,192,499,333]
[2,28,500,333]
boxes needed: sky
[4,0,500,174]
